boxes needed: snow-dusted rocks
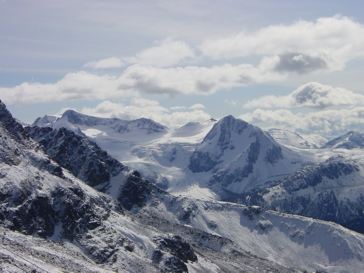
[26,126,126,187]
[241,156,364,233]
[33,114,58,128]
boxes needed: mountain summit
[189,115,304,194]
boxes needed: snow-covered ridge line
[34,109,168,134]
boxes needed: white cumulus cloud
[119,63,282,95]
[0,71,128,105]
[201,16,364,71]
[242,107,364,138]
[84,57,124,69]
[127,38,195,67]
[243,82,364,109]
[0,61,283,105]
[80,98,211,128]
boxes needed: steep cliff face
[26,126,126,187]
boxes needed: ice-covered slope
[0,227,114,273]
[268,128,322,149]
[34,110,168,161]
[145,196,364,273]
[324,131,364,149]
[33,110,216,192]
[189,116,307,195]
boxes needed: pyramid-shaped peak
[62,109,83,118]
[211,115,249,134]
[217,115,248,125]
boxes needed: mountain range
[2,101,364,272]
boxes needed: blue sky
[2,0,364,137]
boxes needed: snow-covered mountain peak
[198,115,282,155]
[33,114,59,127]
[189,115,304,193]
[324,131,364,149]
[173,119,216,138]
[61,109,87,123]
[203,115,250,146]
[128,117,167,133]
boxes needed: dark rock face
[162,256,188,273]
[189,151,218,172]
[26,126,125,187]
[153,235,197,273]
[0,182,109,240]
[118,171,154,210]
[0,100,27,143]
[247,139,260,164]
[265,145,283,164]
[53,187,109,239]
[156,235,197,263]
[0,133,22,165]
[211,140,260,187]
[4,193,55,237]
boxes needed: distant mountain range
[323,131,364,149]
